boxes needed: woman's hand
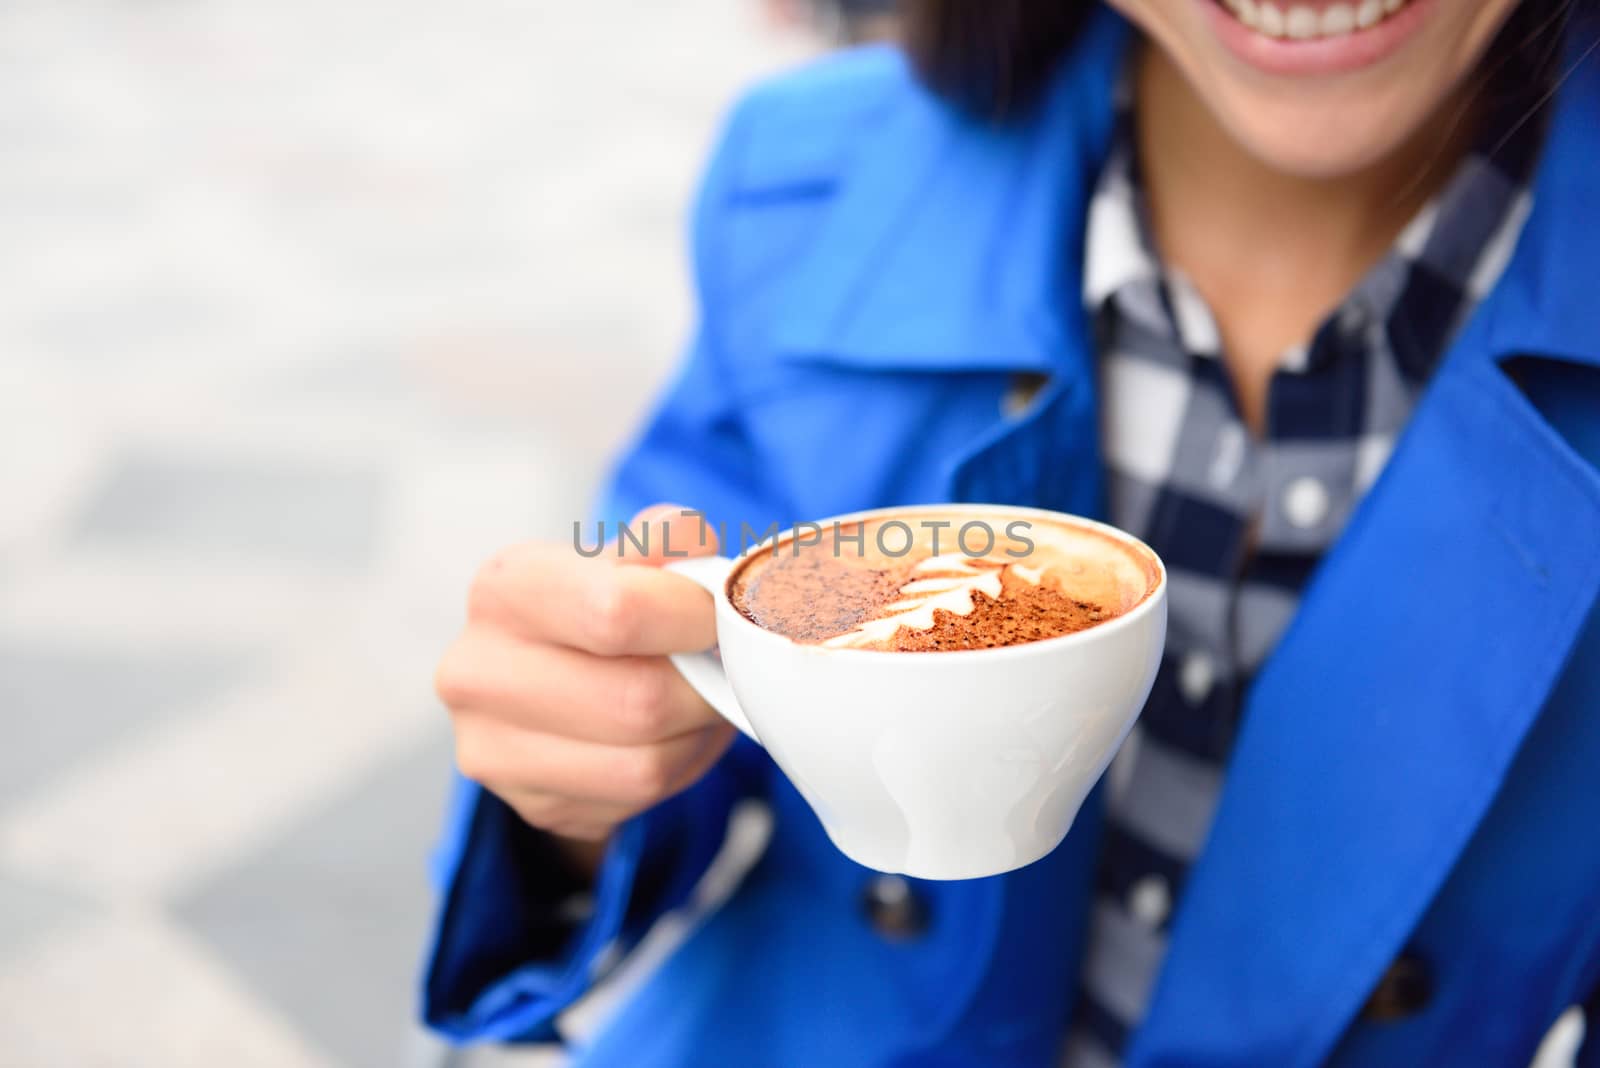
[434,504,734,872]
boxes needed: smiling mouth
[1215,0,1414,39]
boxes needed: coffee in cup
[727,514,1158,652]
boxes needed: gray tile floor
[0,2,801,1064]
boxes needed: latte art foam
[820,554,1003,649]
[728,514,1158,653]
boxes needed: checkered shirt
[1060,80,1549,1068]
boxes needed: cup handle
[664,556,759,743]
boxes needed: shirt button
[1338,299,1371,335]
[1283,475,1331,529]
[1178,651,1215,705]
[861,875,928,940]
[1127,874,1172,928]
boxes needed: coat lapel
[1131,35,1600,1067]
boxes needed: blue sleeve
[420,757,760,1043]
[419,94,781,1045]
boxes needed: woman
[425,2,1600,1065]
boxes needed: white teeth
[1286,6,1318,37]
[1320,4,1355,34]
[1258,1,1286,36]
[1226,0,1408,38]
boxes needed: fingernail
[633,502,685,524]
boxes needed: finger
[455,717,736,809]
[619,502,723,564]
[437,630,719,744]
[468,544,719,655]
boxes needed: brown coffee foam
[728,515,1156,652]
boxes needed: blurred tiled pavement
[0,2,800,1064]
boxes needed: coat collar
[769,7,1131,377]
[1476,24,1600,372]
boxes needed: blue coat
[424,9,1600,1066]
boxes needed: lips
[1199,0,1435,76]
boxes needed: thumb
[618,503,721,567]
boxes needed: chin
[1108,0,1524,180]
[1208,83,1445,178]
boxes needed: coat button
[1359,952,1433,1021]
[860,875,928,939]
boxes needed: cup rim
[713,503,1167,660]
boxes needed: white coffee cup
[667,504,1166,880]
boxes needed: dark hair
[903,0,1590,121]
[903,1,1096,119]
